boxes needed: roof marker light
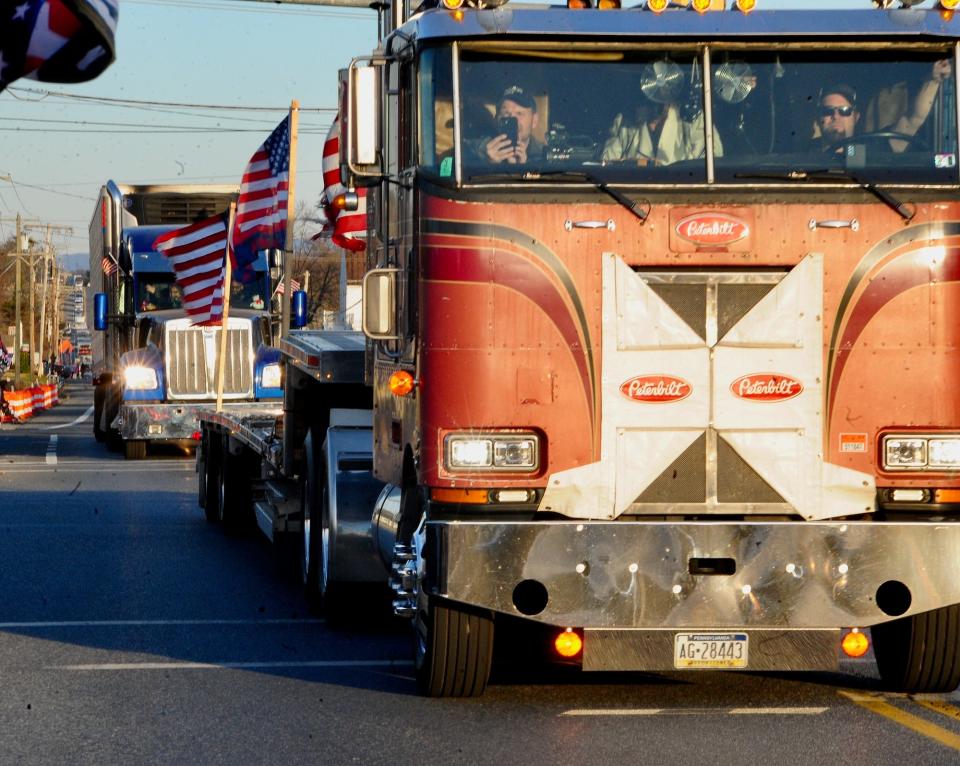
[734,0,756,12]
[692,0,711,11]
[647,0,669,11]
[943,0,960,9]
[441,0,463,8]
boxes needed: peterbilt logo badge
[620,375,692,404]
[730,374,803,403]
[675,213,750,245]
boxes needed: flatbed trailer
[196,329,389,607]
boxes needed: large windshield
[136,270,270,312]
[420,46,958,185]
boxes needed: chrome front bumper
[114,401,252,441]
[428,520,960,630]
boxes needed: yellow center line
[838,691,960,752]
[914,699,960,725]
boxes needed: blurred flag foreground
[0,0,119,93]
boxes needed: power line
[0,115,331,131]
[126,0,373,18]
[6,86,337,113]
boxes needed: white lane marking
[51,660,413,671]
[42,405,94,430]
[0,461,194,474]
[0,619,324,628]
[561,707,829,717]
[45,435,58,465]
[729,707,829,715]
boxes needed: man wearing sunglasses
[816,84,861,150]
[816,60,952,154]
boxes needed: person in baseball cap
[484,84,544,165]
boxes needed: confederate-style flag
[0,0,118,93]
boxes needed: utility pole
[37,226,52,379]
[28,237,36,383]
[14,215,22,388]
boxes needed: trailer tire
[197,432,208,510]
[415,597,494,698]
[302,428,356,619]
[302,429,331,613]
[217,436,252,534]
[124,440,147,460]
[93,385,106,443]
[203,431,222,523]
[874,605,960,693]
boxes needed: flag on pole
[101,255,117,276]
[231,115,290,284]
[320,117,367,253]
[274,277,300,296]
[152,213,228,326]
[0,0,119,94]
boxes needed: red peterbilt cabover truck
[336,2,960,696]
[199,2,960,699]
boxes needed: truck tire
[415,597,494,698]
[124,440,147,460]
[302,430,328,612]
[874,605,960,693]
[302,428,353,619]
[217,436,252,534]
[202,430,222,523]
[197,431,208,510]
[93,385,106,443]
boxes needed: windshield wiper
[735,168,914,221]
[524,169,650,223]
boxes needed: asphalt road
[1,382,959,765]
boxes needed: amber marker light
[431,488,489,504]
[942,0,960,10]
[598,0,622,7]
[842,629,870,658]
[735,0,756,12]
[555,628,583,658]
[442,0,463,7]
[647,0,668,12]
[388,370,416,396]
[692,0,712,11]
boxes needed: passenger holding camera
[483,85,545,165]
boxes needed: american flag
[0,0,118,94]
[152,213,228,326]
[101,255,117,276]
[274,277,300,296]
[320,117,367,253]
[231,115,290,284]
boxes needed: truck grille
[166,326,252,398]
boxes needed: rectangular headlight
[261,363,282,389]
[445,433,539,472]
[883,434,960,471]
[929,439,960,469]
[123,365,158,390]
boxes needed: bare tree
[288,200,346,328]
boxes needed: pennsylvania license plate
[674,633,749,669]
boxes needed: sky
[0,0,896,265]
